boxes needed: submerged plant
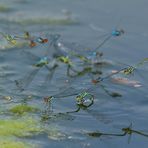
[0,5,11,12]
[0,117,43,137]
[9,104,39,115]
[17,16,78,25]
[0,138,34,148]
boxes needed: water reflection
[87,123,148,144]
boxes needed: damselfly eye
[30,41,36,47]
[92,79,98,84]
[43,96,52,103]
[43,38,48,43]
[25,32,30,37]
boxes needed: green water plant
[0,17,78,26]
[0,117,43,137]
[9,104,39,115]
[0,5,11,12]
[0,138,33,148]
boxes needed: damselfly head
[43,96,53,103]
[92,76,102,84]
[91,79,98,84]
[92,51,103,57]
[36,37,48,43]
[111,29,124,37]
[122,127,132,134]
[30,40,36,47]
[42,38,48,43]
[24,31,30,39]
[123,66,135,75]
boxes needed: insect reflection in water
[87,123,148,143]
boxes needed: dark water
[0,0,148,148]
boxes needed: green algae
[0,117,43,137]
[0,17,78,26]
[15,18,78,25]
[0,115,65,147]
[9,104,40,115]
[0,5,11,12]
[0,139,33,148]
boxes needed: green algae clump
[9,104,39,115]
[0,139,33,148]
[0,117,43,137]
[0,5,11,12]
[16,18,78,25]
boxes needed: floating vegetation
[0,16,78,26]
[17,17,78,25]
[9,104,40,115]
[0,138,34,148]
[0,4,11,12]
[0,117,43,137]
[0,116,61,147]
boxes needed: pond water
[0,0,148,148]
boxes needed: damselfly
[15,50,58,91]
[90,24,124,52]
[14,34,62,90]
[0,32,17,45]
[15,35,80,91]
[45,36,106,76]
[43,87,94,108]
[92,58,148,87]
[14,31,48,47]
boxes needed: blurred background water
[0,0,148,148]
